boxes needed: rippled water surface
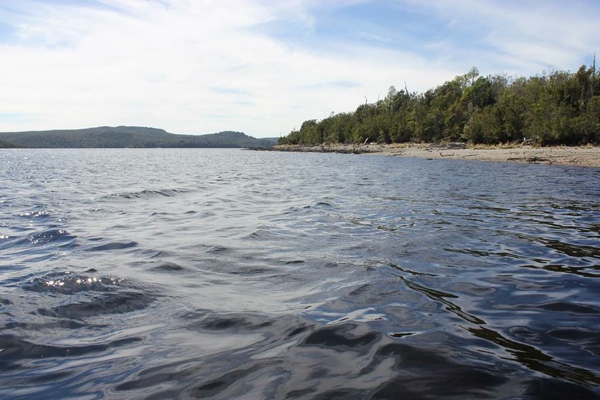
[1,148,599,399]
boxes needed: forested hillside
[279,64,599,146]
[0,126,276,148]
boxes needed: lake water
[1,148,599,399]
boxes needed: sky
[0,0,598,138]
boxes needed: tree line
[0,126,277,148]
[279,63,599,146]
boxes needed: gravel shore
[272,144,600,168]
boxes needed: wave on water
[1,149,599,399]
[105,188,194,200]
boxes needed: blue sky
[0,0,598,137]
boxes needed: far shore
[267,143,600,168]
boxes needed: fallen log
[506,156,552,164]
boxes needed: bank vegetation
[279,63,600,147]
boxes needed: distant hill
[0,126,277,148]
[0,139,18,148]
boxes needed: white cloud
[398,0,599,75]
[0,0,597,137]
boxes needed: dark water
[1,148,599,399]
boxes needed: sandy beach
[271,144,600,168]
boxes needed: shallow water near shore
[1,148,599,399]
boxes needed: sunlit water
[1,148,599,399]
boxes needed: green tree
[279,62,600,146]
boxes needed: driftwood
[428,142,467,150]
[439,152,455,157]
[507,156,552,164]
[527,156,552,164]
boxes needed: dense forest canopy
[279,64,600,146]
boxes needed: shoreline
[268,144,600,168]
